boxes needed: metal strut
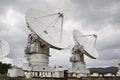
[34,13,59,19]
[59,13,64,43]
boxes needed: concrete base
[68,62,90,78]
[22,62,54,77]
[68,67,89,78]
[117,70,120,76]
[22,63,53,72]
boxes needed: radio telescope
[22,9,69,77]
[68,30,99,77]
[0,39,10,58]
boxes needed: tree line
[0,62,11,74]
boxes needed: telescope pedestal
[22,34,54,78]
[68,45,90,78]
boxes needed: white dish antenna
[0,39,10,58]
[25,9,69,49]
[13,59,23,68]
[73,30,99,59]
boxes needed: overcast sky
[0,0,120,68]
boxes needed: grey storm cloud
[100,49,120,60]
[0,0,120,67]
[97,30,120,50]
[70,0,120,30]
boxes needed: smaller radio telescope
[68,30,99,77]
[0,39,10,58]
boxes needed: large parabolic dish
[0,39,10,58]
[25,9,69,49]
[73,30,99,59]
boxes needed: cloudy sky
[0,0,120,68]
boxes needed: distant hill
[89,67,118,74]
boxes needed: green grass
[0,74,9,79]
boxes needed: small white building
[91,73,99,76]
[7,67,24,77]
[104,73,113,76]
[117,71,120,76]
[53,67,67,78]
